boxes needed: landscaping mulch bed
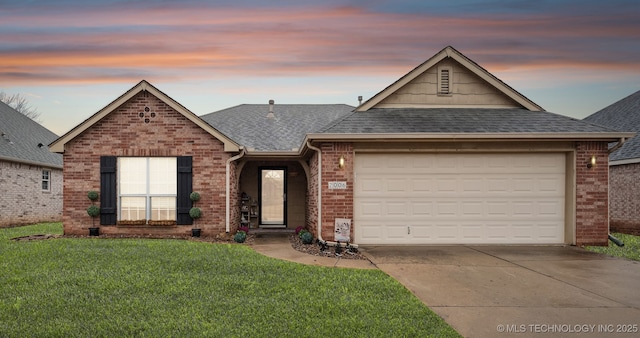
[288,233,368,260]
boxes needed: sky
[1,0,639,136]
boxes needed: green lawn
[0,223,459,337]
[586,232,640,261]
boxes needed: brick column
[320,142,354,241]
[575,141,609,246]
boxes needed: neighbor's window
[42,170,51,192]
[118,157,177,221]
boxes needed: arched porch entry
[237,160,308,230]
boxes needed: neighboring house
[50,46,632,246]
[584,90,640,235]
[0,101,63,227]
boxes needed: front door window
[260,168,286,226]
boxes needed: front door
[259,167,286,227]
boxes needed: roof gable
[584,90,640,162]
[0,101,62,168]
[357,46,543,112]
[49,80,240,153]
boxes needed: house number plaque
[328,181,347,189]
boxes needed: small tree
[189,192,201,226]
[86,191,100,228]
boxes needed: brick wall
[318,142,354,241]
[609,163,640,235]
[0,160,62,227]
[306,151,319,236]
[62,91,233,236]
[575,141,610,246]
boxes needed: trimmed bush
[189,207,202,219]
[86,205,100,217]
[87,191,99,201]
[234,231,247,243]
[189,192,201,202]
[300,231,313,244]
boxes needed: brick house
[584,90,640,235]
[1,101,63,227]
[50,46,631,245]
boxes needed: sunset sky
[1,0,639,135]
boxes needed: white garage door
[354,153,566,244]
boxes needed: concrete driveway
[362,246,640,338]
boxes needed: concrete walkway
[251,235,640,337]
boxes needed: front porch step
[249,228,295,237]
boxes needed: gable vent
[438,66,452,95]
[440,70,449,93]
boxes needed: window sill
[116,220,177,227]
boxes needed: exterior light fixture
[338,155,345,168]
[587,155,596,168]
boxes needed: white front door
[260,168,286,227]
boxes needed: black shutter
[100,156,117,225]
[176,156,193,225]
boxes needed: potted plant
[87,190,100,236]
[189,192,202,237]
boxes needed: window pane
[119,158,147,194]
[151,197,176,221]
[42,181,49,191]
[121,197,146,221]
[149,157,177,194]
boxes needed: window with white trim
[118,157,177,221]
[42,170,51,192]
[438,66,452,95]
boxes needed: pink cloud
[1,5,638,85]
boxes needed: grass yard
[586,232,640,261]
[0,223,460,337]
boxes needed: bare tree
[0,91,42,122]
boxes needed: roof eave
[305,132,635,142]
[0,155,63,169]
[242,150,302,158]
[610,157,640,166]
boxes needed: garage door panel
[355,153,566,245]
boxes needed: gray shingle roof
[200,104,354,152]
[584,90,640,161]
[0,101,62,167]
[322,108,622,134]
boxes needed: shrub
[234,231,247,243]
[295,226,305,235]
[300,231,313,244]
[87,191,99,201]
[298,229,309,239]
[189,192,201,202]
[189,207,202,219]
[86,205,100,217]
[238,226,249,234]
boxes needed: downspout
[608,137,627,154]
[226,148,246,233]
[306,141,358,249]
[607,137,627,247]
[306,142,324,242]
